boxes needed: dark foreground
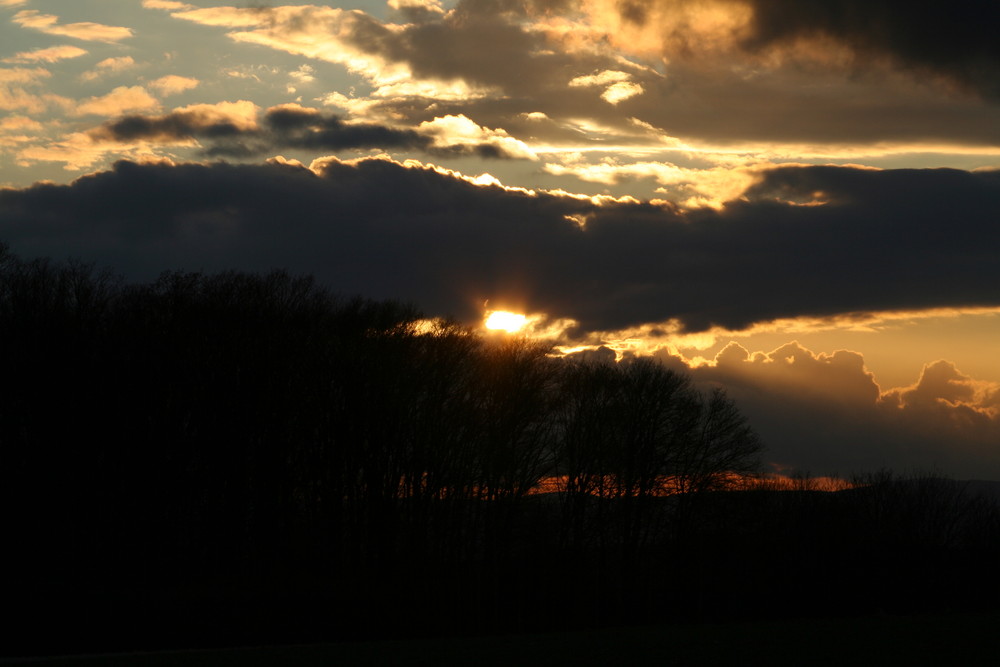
[4,257,1000,662]
[5,613,1000,667]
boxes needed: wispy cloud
[149,75,199,96]
[0,115,42,132]
[80,56,137,82]
[141,0,195,10]
[0,66,70,114]
[85,104,540,160]
[12,9,133,43]
[3,45,88,64]
[72,86,159,117]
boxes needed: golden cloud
[141,0,195,10]
[0,66,72,114]
[149,75,200,96]
[17,131,165,171]
[0,115,42,132]
[601,81,644,104]
[3,45,88,64]
[12,9,133,43]
[72,86,160,117]
[568,70,632,87]
[417,114,538,160]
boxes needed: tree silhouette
[5,243,998,656]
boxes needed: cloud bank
[657,341,1000,479]
[596,0,1000,98]
[146,0,1000,151]
[84,104,537,160]
[4,156,1000,478]
[2,158,1000,335]
[738,0,1000,98]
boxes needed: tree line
[2,244,998,655]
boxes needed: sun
[485,310,527,333]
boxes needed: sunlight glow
[485,310,527,333]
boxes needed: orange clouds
[669,340,1000,477]
[417,115,538,160]
[72,86,159,117]
[578,0,753,61]
[80,56,137,82]
[12,9,133,43]
[883,360,1000,420]
[710,341,882,407]
[148,75,200,97]
[3,45,88,64]
[0,66,69,114]
[702,340,1000,422]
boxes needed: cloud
[543,159,758,208]
[162,3,581,106]
[15,133,145,171]
[2,155,996,477]
[592,0,1000,99]
[72,86,159,117]
[568,70,633,88]
[154,0,1000,154]
[737,0,1000,98]
[388,0,447,22]
[3,159,1000,338]
[0,115,42,133]
[80,56,137,82]
[883,360,1000,419]
[148,75,200,96]
[86,103,426,158]
[141,0,195,10]
[0,66,70,114]
[84,100,260,150]
[600,81,644,104]
[288,64,315,86]
[3,45,88,64]
[417,115,538,160]
[169,6,278,29]
[568,70,644,105]
[0,114,42,149]
[12,9,133,43]
[87,104,539,160]
[664,342,1000,478]
[1,67,56,85]
[0,0,28,6]
[258,103,433,155]
[712,341,881,407]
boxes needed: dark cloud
[260,105,432,153]
[621,0,1000,99]
[160,0,1000,150]
[99,114,245,141]
[88,105,540,159]
[2,159,1000,334]
[90,106,431,154]
[740,0,1000,98]
[368,0,1000,146]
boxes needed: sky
[2,0,1000,479]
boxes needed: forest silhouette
[2,243,999,657]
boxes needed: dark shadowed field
[4,613,1000,667]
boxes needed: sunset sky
[2,0,1000,479]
